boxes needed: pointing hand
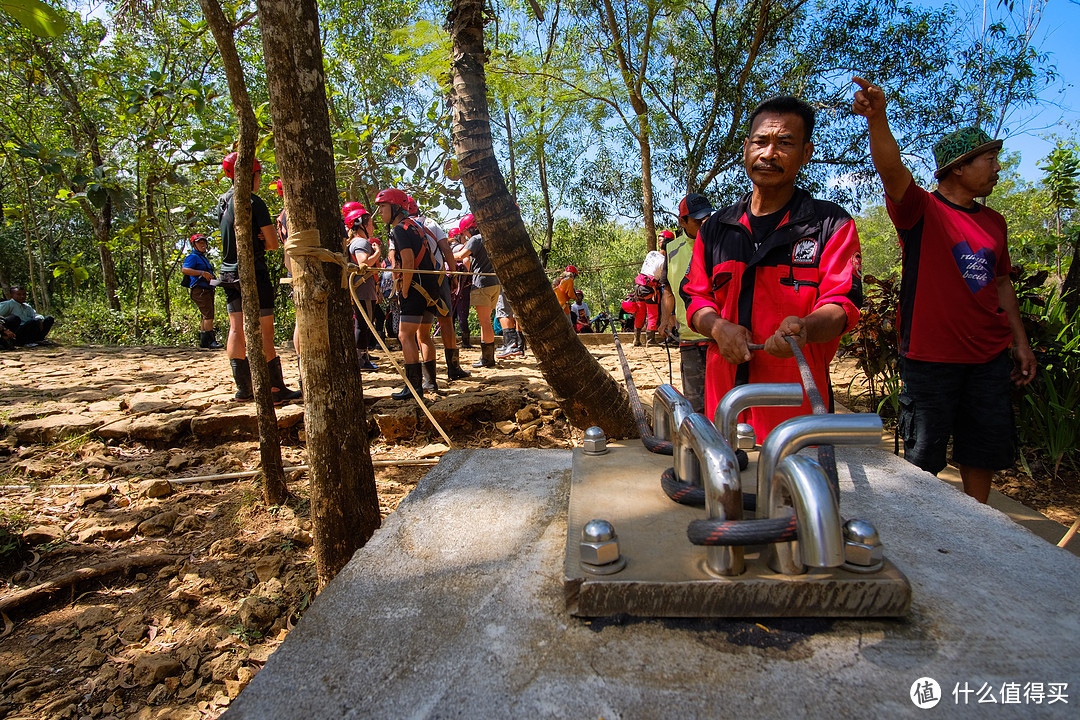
[852,76,886,120]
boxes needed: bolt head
[843,519,880,545]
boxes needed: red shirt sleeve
[814,218,863,333]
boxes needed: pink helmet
[222,152,261,180]
[342,201,362,219]
[270,179,284,197]
[344,206,369,226]
[448,227,461,239]
[406,196,419,215]
[459,213,476,232]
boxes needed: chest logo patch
[792,238,817,264]
[951,241,996,294]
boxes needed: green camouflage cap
[933,127,1003,180]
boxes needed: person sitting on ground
[0,286,54,346]
[181,234,223,349]
[570,290,593,333]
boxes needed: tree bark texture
[198,0,289,506]
[448,0,637,438]
[257,0,381,585]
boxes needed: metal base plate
[564,442,911,618]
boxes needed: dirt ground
[0,341,1075,720]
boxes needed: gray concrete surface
[226,446,1080,719]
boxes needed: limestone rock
[515,404,541,424]
[238,596,279,633]
[426,389,527,428]
[138,510,179,537]
[166,453,192,472]
[416,443,449,458]
[254,555,284,583]
[373,404,418,441]
[77,520,139,543]
[138,479,174,499]
[128,412,195,443]
[277,404,306,429]
[190,406,258,441]
[13,414,100,444]
[133,653,182,687]
[75,606,113,630]
[22,524,63,545]
[127,392,180,414]
[174,514,204,534]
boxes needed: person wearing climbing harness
[449,227,473,348]
[658,194,715,413]
[624,242,666,346]
[216,153,302,405]
[680,96,863,439]
[853,77,1035,504]
[181,233,223,349]
[406,196,470,387]
[454,213,501,369]
[377,188,441,399]
[345,204,381,372]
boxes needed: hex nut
[735,423,757,450]
[580,539,620,566]
[844,539,884,567]
[582,426,608,455]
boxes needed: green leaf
[0,0,68,37]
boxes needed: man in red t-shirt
[853,77,1036,503]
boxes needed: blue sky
[952,0,1080,181]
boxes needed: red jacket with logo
[679,188,863,438]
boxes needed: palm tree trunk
[447,0,637,438]
[257,0,382,586]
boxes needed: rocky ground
[0,340,1074,720]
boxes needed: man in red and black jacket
[680,96,863,439]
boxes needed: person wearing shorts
[495,291,524,358]
[854,77,1035,502]
[216,153,301,404]
[454,213,501,369]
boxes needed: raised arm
[852,76,914,204]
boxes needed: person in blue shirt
[181,234,223,349]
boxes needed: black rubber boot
[268,356,303,405]
[446,348,471,381]
[495,329,518,359]
[633,328,643,347]
[422,360,439,393]
[204,330,223,349]
[460,333,473,349]
[392,362,423,399]
[472,342,496,368]
[230,358,253,401]
[646,330,656,347]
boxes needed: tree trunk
[257,0,381,586]
[448,0,637,438]
[198,0,289,507]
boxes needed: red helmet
[342,201,362,218]
[222,152,261,180]
[659,230,675,241]
[406,196,419,215]
[374,188,410,207]
[448,227,461,239]
[270,179,284,197]
[565,265,578,275]
[190,233,208,247]
[459,213,476,232]
[345,207,369,226]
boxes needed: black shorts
[898,351,1016,475]
[398,285,437,324]
[221,269,275,315]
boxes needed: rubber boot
[460,333,473,349]
[230,358,253,401]
[422,360,439,393]
[202,330,223,349]
[472,342,496,368]
[646,330,656,347]
[268,356,303,405]
[510,329,526,357]
[496,329,518,359]
[446,348,471,381]
[392,362,423,399]
[199,331,210,348]
[633,328,643,347]
[357,348,378,372]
